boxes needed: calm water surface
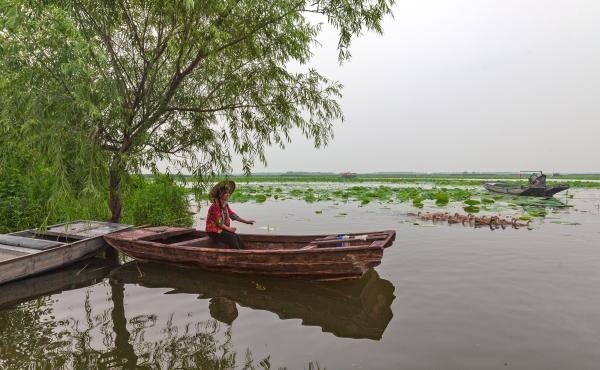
[1,188,600,369]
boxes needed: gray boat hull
[481,182,570,197]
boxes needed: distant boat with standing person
[481,171,570,197]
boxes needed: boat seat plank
[171,237,218,248]
[136,228,195,241]
[0,244,42,254]
[313,235,340,241]
[43,221,129,239]
[0,235,64,250]
[0,244,41,261]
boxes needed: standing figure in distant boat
[206,180,255,249]
[529,173,541,186]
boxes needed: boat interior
[131,228,391,251]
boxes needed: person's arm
[235,216,255,225]
[227,206,255,226]
[219,224,237,232]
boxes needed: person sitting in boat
[529,172,546,186]
[529,173,541,185]
[537,172,547,185]
[205,180,255,249]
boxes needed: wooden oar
[311,235,388,246]
[313,233,388,242]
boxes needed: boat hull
[481,182,570,197]
[104,228,396,281]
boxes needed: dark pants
[207,230,247,250]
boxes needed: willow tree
[0,0,393,222]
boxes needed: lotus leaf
[463,206,480,213]
[304,194,316,202]
[550,221,581,226]
[435,193,449,202]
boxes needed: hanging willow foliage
[0,0,394,222]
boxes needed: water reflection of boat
[0,258,115,310]
[111,262,395,340]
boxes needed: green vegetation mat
[190,178,578,223]
[185,175,600,188]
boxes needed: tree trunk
[107,157,125,260]
[109,158,124,223]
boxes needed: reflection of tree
[73,278,251,369]
[0,278,293,369]
[0,297,65,369]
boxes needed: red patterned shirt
[205,203,238,233]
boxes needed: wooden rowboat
[481,181,570,197]
[0,220,131,285]
[103,228,396,281]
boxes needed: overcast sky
[232,0,600,174]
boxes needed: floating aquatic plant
[550,221,581,226]
[463,206,480,213]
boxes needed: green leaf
[304,194,316,202]
[550,221,581,226]
[463,206,480,213]
[434,193,449,202]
